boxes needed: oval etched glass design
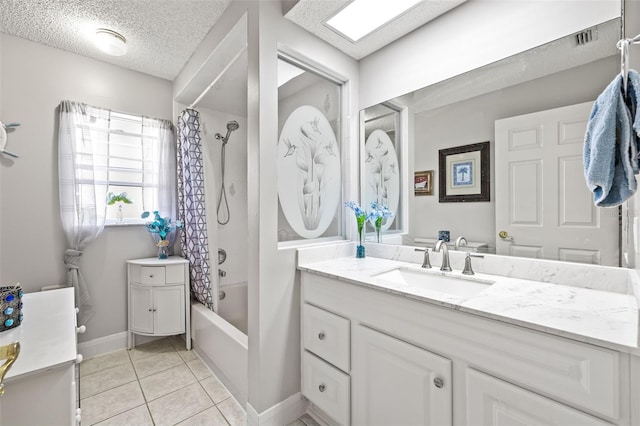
[278,105,341,239]
[365,129,399,231]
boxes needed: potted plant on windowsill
[107,192,133,222]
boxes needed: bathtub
[191,281,248,407]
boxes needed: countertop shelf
[298,243,640,353]
[0,287,76,381]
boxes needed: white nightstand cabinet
[127,257,191,350]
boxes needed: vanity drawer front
[140,266,166,285]
[165,264,185,284]
[303,350,350,426]
[466,369,613,426]
[476,326,620,420]
[303,304,350,372]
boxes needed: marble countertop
[298,252,639,353]
[0,287,77,381]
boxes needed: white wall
[411,55,617,251]
[251,1,359,415]
[359,0,621,108]
[0,34,173,342]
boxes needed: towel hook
[617,33,640,97]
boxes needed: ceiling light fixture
[95,28,127,56]
[325,0,424,43]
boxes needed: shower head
[216,120,240,144]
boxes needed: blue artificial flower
[141,210,184,240]
[344,201,365,218]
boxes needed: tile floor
[79,336,246,425]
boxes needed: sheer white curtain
[58,101,110,325]
[143,117,177,247]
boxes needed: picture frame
[414,170,434,195]
[438,141,490,202]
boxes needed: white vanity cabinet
[127,257,191,350]
[301,271,630,426]
[0,287,80,426]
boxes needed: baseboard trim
[247,393,308,426]
[77,332,162,359]
[77,331,128,359]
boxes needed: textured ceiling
[0,0,232,81]
[284,0,467,60]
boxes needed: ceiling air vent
[575,28,597,45]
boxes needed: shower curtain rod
[189,44,248,109]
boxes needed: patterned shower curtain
[177,109,213,310]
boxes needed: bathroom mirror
[362,17,625,266]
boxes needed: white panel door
[154,286,185,335]
[352,324,452,426]
[130,284,153,334]
[466,369,613,426]
[495,101,618,265]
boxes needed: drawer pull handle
[318,332,325,340]
[318,384,326,392]
[433,377,444,388]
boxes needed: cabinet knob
[75,408,82,422]
[76,354,83,364]
[433,377,444,388]
[318,384,326,392]
[75,307,80,314]
[148,308,153,312]
[76,325,86,334]
[149,274,154,278]
[318,332,325,340]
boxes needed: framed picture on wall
[439,141,490,202]
[414,170,434,195]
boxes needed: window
[105,112,160,223]
[276,56,344,243]
[73,110,168,224]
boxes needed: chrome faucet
[455,236,468,250]
[434,240,452,272]
[414,247,432,268]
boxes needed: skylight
[325,0,424,42]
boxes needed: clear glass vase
[356,231,365,258]
[157,240,169,259]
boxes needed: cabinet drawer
[140,266,166,285]
[477,327,620,420]
[466,369,613,425]
[303,351,350,426]
[303,304,350,372]
[165,264,185,284]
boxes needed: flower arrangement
[345,201,368,258]
[106,192,133,205]
[107,192,133,222]
[368,201,394,243]
[141,211,184,259]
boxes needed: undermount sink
[373,267,494,298]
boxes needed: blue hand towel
[584,74,636,207]
[626,70,640,155]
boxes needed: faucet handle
[414,247,432,268]
[462,253,475,275]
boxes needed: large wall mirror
[362,17,625,267]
